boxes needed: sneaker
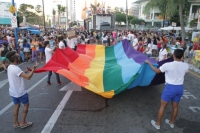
[58,82,63,85]
[151,120,160,129]
[165,119,174,128]
[47,82,53,86]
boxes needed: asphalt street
[0,61,199,133]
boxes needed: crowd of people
[0,28,197,73]
[0,27,197,129]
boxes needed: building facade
[0,1,16,26]
[134,0,163,28]
[188,0,200,27]
[129,2,139,17]
[70,0,76,22]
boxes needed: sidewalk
[185,58,200,75]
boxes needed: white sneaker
[151,120,160,129]
[165,119,174,128]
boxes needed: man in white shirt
[67,37,76,50]
[132,35,138,50]
[44,41,63,85]
[6,51,38,128]
[58,36,66,49]
[146,49,189,130]
[128,31,134,44]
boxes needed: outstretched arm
[145,60,161,74]
[20,62,39,80]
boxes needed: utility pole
[42,0,46,30]
[11,0,18,49]
[126,0,128,30]
[66,0,68,30]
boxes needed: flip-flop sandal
[14,124,20,128]
[20,122,33,129]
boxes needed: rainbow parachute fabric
[35,40,172,98]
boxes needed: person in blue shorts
[6,51,38,128]
[145,49,189,130]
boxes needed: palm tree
[35,5,42,14]
[35,5,42,25]
[52,9,56,26]
[18,4,34,22]
[57,4,62,25]
[60,6,66,16]
[57,4,65,25]
[90,4,96,14]
[178,0,186,43]
[143,0,186,42]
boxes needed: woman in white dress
[143,38,152,57]
[157,43,168,61]
[102,33,108,46]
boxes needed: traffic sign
[9,5,16,14]
[11,16,18,28]
[172,22,176,27]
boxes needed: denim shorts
[12,93,29,105]
[161,84,183,103]
[189,53,193,58]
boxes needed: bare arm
[145,60,161,74]
[162,54,167,61]
[143,47,150,54]
[20,62,39,80]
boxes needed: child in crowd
[188,46,194,64]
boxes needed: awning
[160,26,194,31]
[28,29,41,35]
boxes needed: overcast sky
[3,0,135,20]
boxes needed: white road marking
[189,107,200,113]
[0,79,8,90]
[41,90,73,133]
[59,82,82,91]
[0,75,47,116]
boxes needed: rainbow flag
[35,40,172,98]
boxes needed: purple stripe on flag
[122,40,157,65]
[150,57,174,86]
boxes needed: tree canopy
[17,3,45,26]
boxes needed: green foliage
[115,12,126,25]
[190,19,198,27]
[143,0,178,20]
[18,3,34,16]
[35,5,42,14]
[52,9,56,16]
[130,18,145,25]
[169,0,190,26]
[17,3,44,26]
[169,11,180,26]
